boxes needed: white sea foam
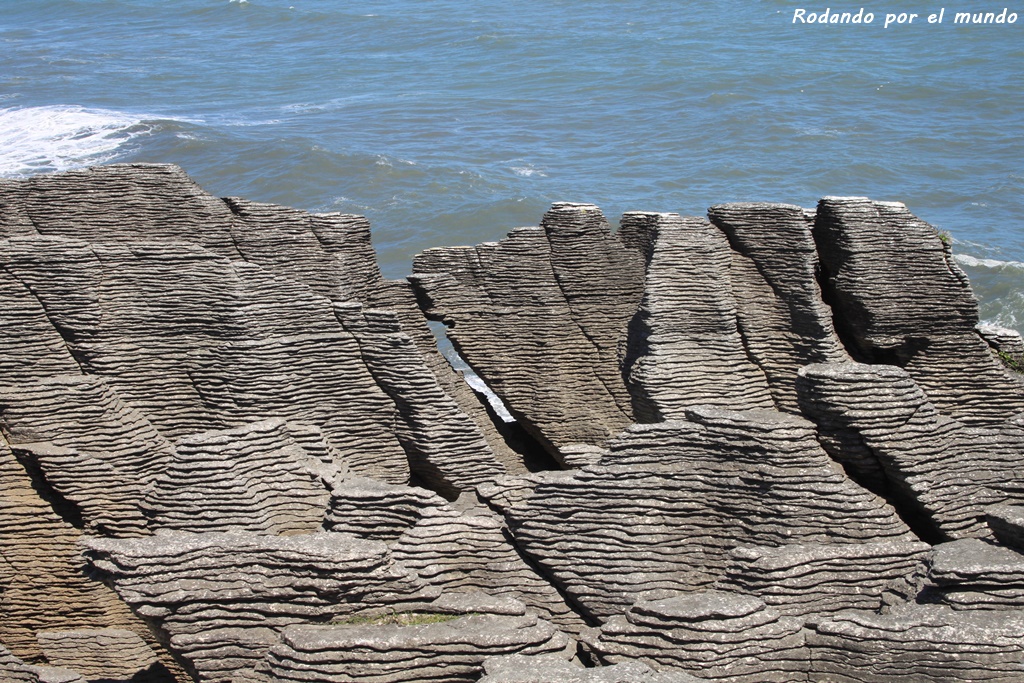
[510,164,547,178]
[0,105,155,177]
[955,254,1024,271]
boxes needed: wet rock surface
[2,166,1024,681]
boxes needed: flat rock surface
[594,590,808,682]
[83,530,439,682]
[263,613,572,683]
[808,604,1024,681]
[479,653,703,682]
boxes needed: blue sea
[2,0,1022,331]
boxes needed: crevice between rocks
[2,264,89,377]
[428,321,560,474]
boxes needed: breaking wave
[0,105,168,177]
[955,253,1024,333]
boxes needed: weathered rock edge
[2,164,1024,683]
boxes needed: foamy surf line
[0,105,179,177]
[955,253,1024,272]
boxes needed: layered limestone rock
[0,644,42,682]
[797,362,1024,540]
[83,531,439,683]
[0,164,240,255]
[478,654,703,683]
[807,605,1024,681]
[0,438,184,678]
[708,202,851,412]
[411,203,644,460]
[142,419,334,535]
[6,165,1024,681]
[0,375,173,537]
[618,213,775,420]
[0,235,412,483]
[336,304,507,496]
[0,163,510,493]
[391,503,585,633]
[926,538,1024,611]
[988,504,1024,551]
[721,540,930,616]
[978,323,1024,363]
[592,591,808,682]
[262,610,572,683]
[814,196,1024,425]
[0,268,83,381]
[503,408,915,621]
[323,476,449,540]
[35,629,162,683]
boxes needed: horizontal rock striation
[0,164,241,255]
[814,196,1024,425]
[262,611,572,683]
[336,304,507,496]
[618,212,775,420]
[0,163,509,490]
[797,362,1024,540]
[0,438,184,678]
[392,504,586,633]
[411,203,644,461]
[35,628,164,683]
[593,591,808,681]
[988,504,1024,551]
[83,531,439,682]
[926,538,1024,611]
[323,476,449,540]
[0,267,83,381]
[5,164,1024,681]
[0,644,42,682]
[708,202,851,413]
[142,419,334,535]
[478,653,703,683]
[503,408,914,620]
[0,375,173,536]
[807,605,1024,681]
[721,540,930,617]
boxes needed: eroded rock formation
[2,163,1024,681]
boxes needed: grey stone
[988,504,1024,551]
[797,362,1024,540]
[619,212,775,420]
[813,197,1024,425]
[411,203,644,461]
[263,612,573,683]
[504,409,914,621]
[479,653,703,682]
[82,531,439,682]
[807,604,1024,681]
[593,591,808,681]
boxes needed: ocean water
[1,0,1022,331]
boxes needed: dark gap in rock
[812,254,870,366]
[428,321,559,473]
[220,196,245,216]
[808,236,947,544]
[407,470,448,500]
[8,446,86,530]
[498,525,602,629]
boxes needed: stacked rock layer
[2,164,1024,681]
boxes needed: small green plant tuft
[938,230,952,246]
[997,351,1024,375]
[331,612,466,627]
